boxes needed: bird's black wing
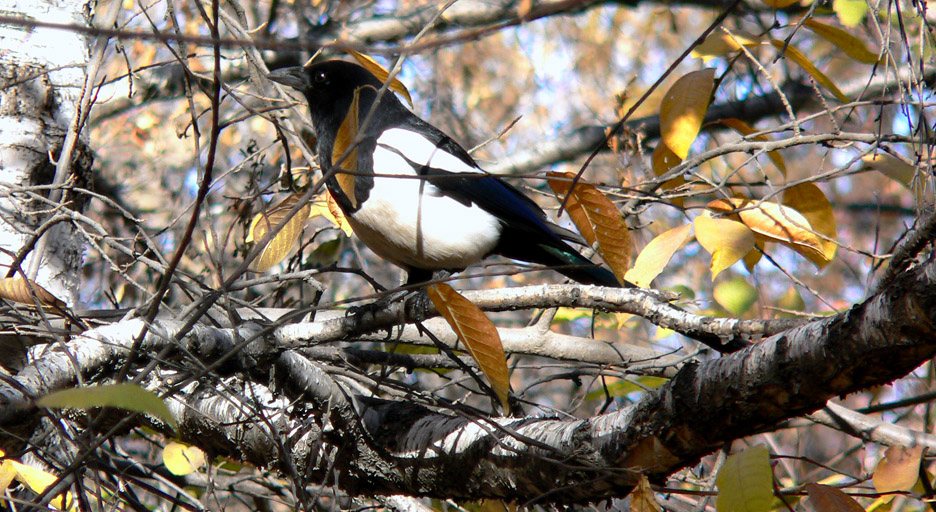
[388,116,576,245]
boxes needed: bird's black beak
[267,67,307,90]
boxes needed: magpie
[267,60,623,289]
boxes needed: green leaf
[38,383,178,431]
[717,445,774,512]
[584,376,669,401]
[834,0,869,27]
[714,278,759,317]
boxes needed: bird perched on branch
[268,60,622,289]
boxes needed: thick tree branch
[2,253,935,502]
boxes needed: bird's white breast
[346,131,501,270]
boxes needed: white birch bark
[0,0,94,305]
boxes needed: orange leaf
[547,172,631,285]
[247,193,312,272]
[341,47,414,107]
[694,215,756,279]
[659,69,716,159]
[333,87,365,208]
[716,118,787,175]
[427,283,510,411]
[624,224,691,288]
[805,483,864,512]
[873,445,923,496]
[707,197,828,268]
[0,277,66,311]
[782,183,837,264]
[771,40,850,103]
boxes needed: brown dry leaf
[342,46,414,107]
[716,118,787,175]
[624,224,692,288]
[0,277,66,310]
[804,483,864,512]
[771,40,850,103]
[248,193,312,272]
[782,183,837,264]
[694,214,756,279]
[708,197,828,268]
[547,172,631,285]
[651,143,686,208]
[427,283,510,411]
[691,32,761,62]
[803,19,879,64]
[659,68,716,159]
[761,0,801,7]
[873,445,923,497]
[630,475,663,512]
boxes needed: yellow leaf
[38,383,178,431]
[651,143,686,207]
[873,446,923,497]
[9,461,74,510]
[803,19,879,63]
[427,283,510,411]
[716,445,774,512]
[694,215,756,279]
[0,277,67,311]
[547,172,631,285]
[714,277,759,316]
[248,193,313,272]
[333,87,365,208]
[517,0,533,18]
[743,240,764,271]
[862,153,917,188]
[716,118,786,175]
[342,47,414,107]
[833,0,869,27]
[708,198,829,268]
[162,442,207,476]
[0,461,16,493]
[659,69,716,159]
[771,40,850,103]
[309,192,353,236]
[624,224,692,288]
[782,183,838,264]
[805,483,865,512]
[630,474,663,512]
[691,32,761,62]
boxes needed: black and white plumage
[268,60,622,288]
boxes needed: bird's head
[267,60,398,134]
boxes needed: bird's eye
[313,71,327,84]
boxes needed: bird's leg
[404,269,450,325]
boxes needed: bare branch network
[1,0,934,509]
